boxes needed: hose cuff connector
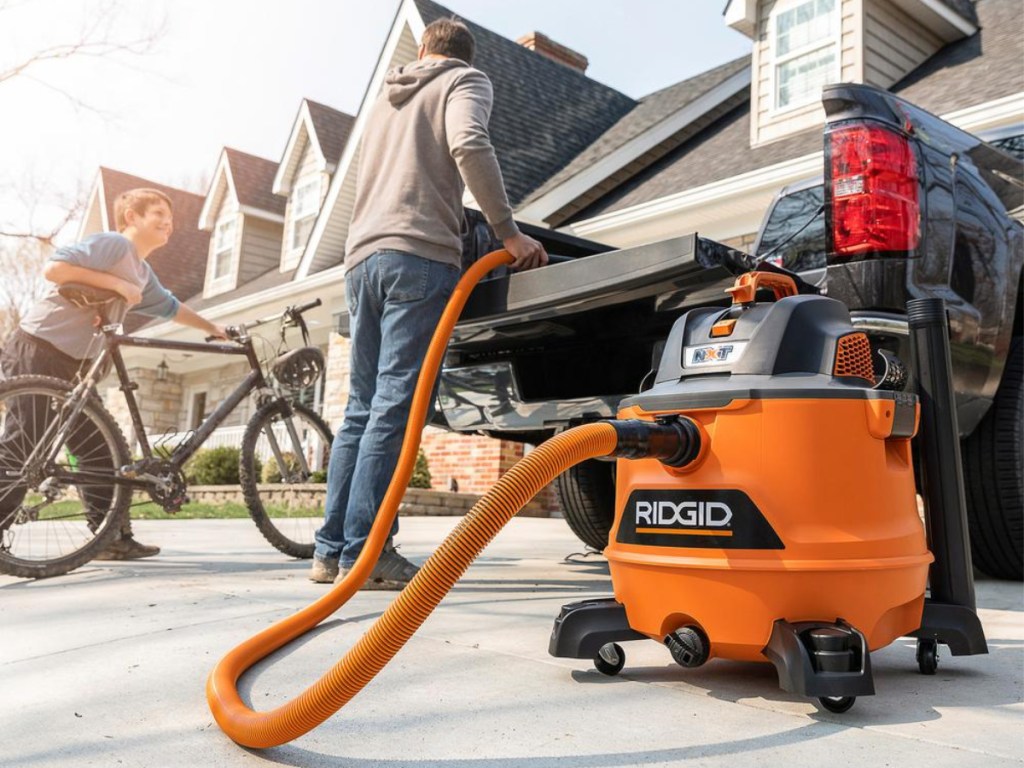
[608,417,702,469]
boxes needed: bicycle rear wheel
[240,400,332,559]
[0,376,131,578]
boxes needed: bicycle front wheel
[240,400,332,559]
[0,376,131,578]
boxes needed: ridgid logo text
[634,500,733,528]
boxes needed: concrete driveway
[1,517,1021,767]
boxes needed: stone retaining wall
[188,485,551,518]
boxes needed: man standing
[312,17,547,587]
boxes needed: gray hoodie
[344,57,520,271]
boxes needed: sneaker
[309,555,339,583]
[334,542,420,590]
[93,536,160,561]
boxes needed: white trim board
[272,100,328,196]
[198,151,237,231]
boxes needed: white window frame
[207,212,238,294]
[288,177,321,253]
[769,0,841,115]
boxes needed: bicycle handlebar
[203,299,322,343]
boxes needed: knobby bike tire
[239,400,332,559]
[0,376,131,579]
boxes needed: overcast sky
[0,0,751,240]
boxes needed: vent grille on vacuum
[834,333,875,383]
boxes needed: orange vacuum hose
[207,250,620,748]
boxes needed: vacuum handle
[726,271,798,305]
[907,298,976,611]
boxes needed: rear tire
[962,338,1023,580]
[240,400,332,559]
[0,376,130,579]
[556,458,615,552]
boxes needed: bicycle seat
[58,283,123,308]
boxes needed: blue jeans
[315,250,460,566]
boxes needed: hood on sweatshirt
[384,57,468,106]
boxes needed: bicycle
[0,286,332,578]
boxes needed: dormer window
[773,0,838,111]
[289,177,321,251]
[212,216,237,279]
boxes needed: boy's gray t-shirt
[20,232,179,360]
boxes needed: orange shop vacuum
[208,260,989,749]
[548,272,988,713]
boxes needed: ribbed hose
[207,250,620,748]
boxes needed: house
[560,0,1022,249]
[98,0,1022,508]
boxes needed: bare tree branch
[0,237,53,347]
[0,0,166,244]
[0,201,84,246]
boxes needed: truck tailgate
[453,234,737,342]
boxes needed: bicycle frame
[48,325,274,492]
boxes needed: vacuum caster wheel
[594,643,625,676]
[916,638,939,675]
[818,696,856,714]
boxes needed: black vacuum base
[763,619,875,699]
[548,598,645,659]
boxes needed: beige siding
[841,0,862,82]
[752,0,860,146]
[311,24,416,274]
[394,23,418,67]
[863,0,941,89]
[203,193,240,297]
[238,216,283,284]
[751,0,774,145]
[311,148,360,273]
[298,137,321,179]
[281,138,329,269]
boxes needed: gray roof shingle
[224,148,286,216]
[413,0,637,205]
[305,100,355,166]
[938,0,979,25]
[574,0,1020,221]
[522,56,751,208]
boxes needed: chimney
[516,31,588,74]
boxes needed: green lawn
[28,497,320,520]
[131,501,321,520]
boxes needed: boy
[0,188,226,560]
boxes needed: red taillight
[829,123,920,257]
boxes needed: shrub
[185,446,257,486]
[409,449,432,489]
[309,469,327,483]
[262,452,299,483]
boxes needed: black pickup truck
[349,84,1024,579]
